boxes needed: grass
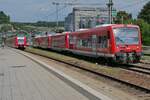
[25,47,121,76]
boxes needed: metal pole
[110,0,112,24]
[121,16,124,24]
[56,3,59,29]
[52,2,59,31]
[107,0,113,24]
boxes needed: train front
[16,36,26,49]
[112,25,142,64]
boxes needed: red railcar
[51,32,69,51]
[33,35,51,49]
[68,24,142,63]
[6,35,27,49]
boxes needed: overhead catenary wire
[38,0,149,22]
[39,0,105,22]
[46,0,78,21]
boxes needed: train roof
[86,24,139,31]
[76,29,89,31]
[34,24,140,37]
[69,24,139,35]
[95,24,139,28]
[95,24,115,27]
[34,35,49,38]
[51,32,70,36]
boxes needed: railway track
[140,60,150,65]
[22,48,150,93]
[68,65,150,93]
[120,64,150,76]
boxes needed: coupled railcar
[33,24,142,64]
[33,35,51,49]
[33,33,69,50]
[51,32,69,51]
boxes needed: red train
[33,24,142,64]
[6,35,27,49]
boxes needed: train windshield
[18,39,24,44]
[113,27,139,45]
[18,37,24,44]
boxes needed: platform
[0,48,91,100]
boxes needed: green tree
[115,11,132,24]
[135,19,150,45]
[0,11,10,24]
[138,1,150,24]
[0,24,13,32]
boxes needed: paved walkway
[0,48,90,100]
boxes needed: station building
[65,7,116,31]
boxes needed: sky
[0,0,149,22]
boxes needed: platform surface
[0,48,90,100]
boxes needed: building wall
[65,13,74,32]
[65,7,115,31]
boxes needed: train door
[92,35,97,56]
[69,35,76,49]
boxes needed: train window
[77,39,82,48]
[69,35,74,44]
[97,36,108,48]
[98,36,102,43]
[73,37,76,44]
[70,36,77,44]
[82,39,88,47]
[87,37,92,48]
[77,37,92,48]
[103,36,108,48]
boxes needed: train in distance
[6,31,28,49]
